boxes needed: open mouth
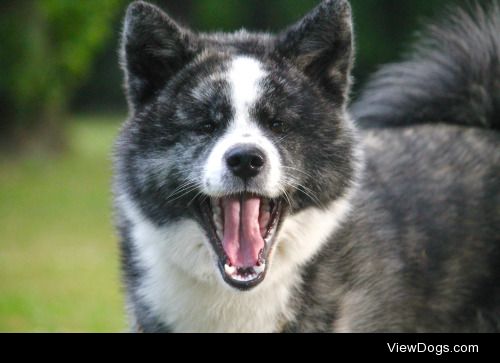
[199,194,283,290]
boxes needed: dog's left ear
[121,1,198,110]
[274,0,353,101]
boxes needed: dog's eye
[269,119,286,133]
[198,121,217,134]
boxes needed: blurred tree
[0,0,123,153]
[72,0,468,115]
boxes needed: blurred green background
[0,0,466,332]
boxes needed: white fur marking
[118,184,356,332]
[228,57,265,121]
[203,56,282,197]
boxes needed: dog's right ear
[274,0,353,102]
[121,1,197,109]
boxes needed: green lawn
[0,116,127,332]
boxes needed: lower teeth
[224,263,266,281]
[254,264,265,274]
[224,264,236,275]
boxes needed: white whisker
[283,174,322,207]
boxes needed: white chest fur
[128,214,299,332]
[148,259,299,333]
[120,191,354,332]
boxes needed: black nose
[225,145,266,180]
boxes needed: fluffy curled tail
[351,1,500,130]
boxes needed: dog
[113,0,500,332]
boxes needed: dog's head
[117,0,357,290]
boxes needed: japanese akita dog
[114,0,500,332]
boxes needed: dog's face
[116,0,357,290]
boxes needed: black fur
[274,0,353,102]
[122,1,198,107]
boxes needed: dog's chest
[142,263,298,332]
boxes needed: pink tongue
[222,196,264,268]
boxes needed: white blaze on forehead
[228,56,267,121]
[203,56,282,197]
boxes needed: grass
[0,115,127,332]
